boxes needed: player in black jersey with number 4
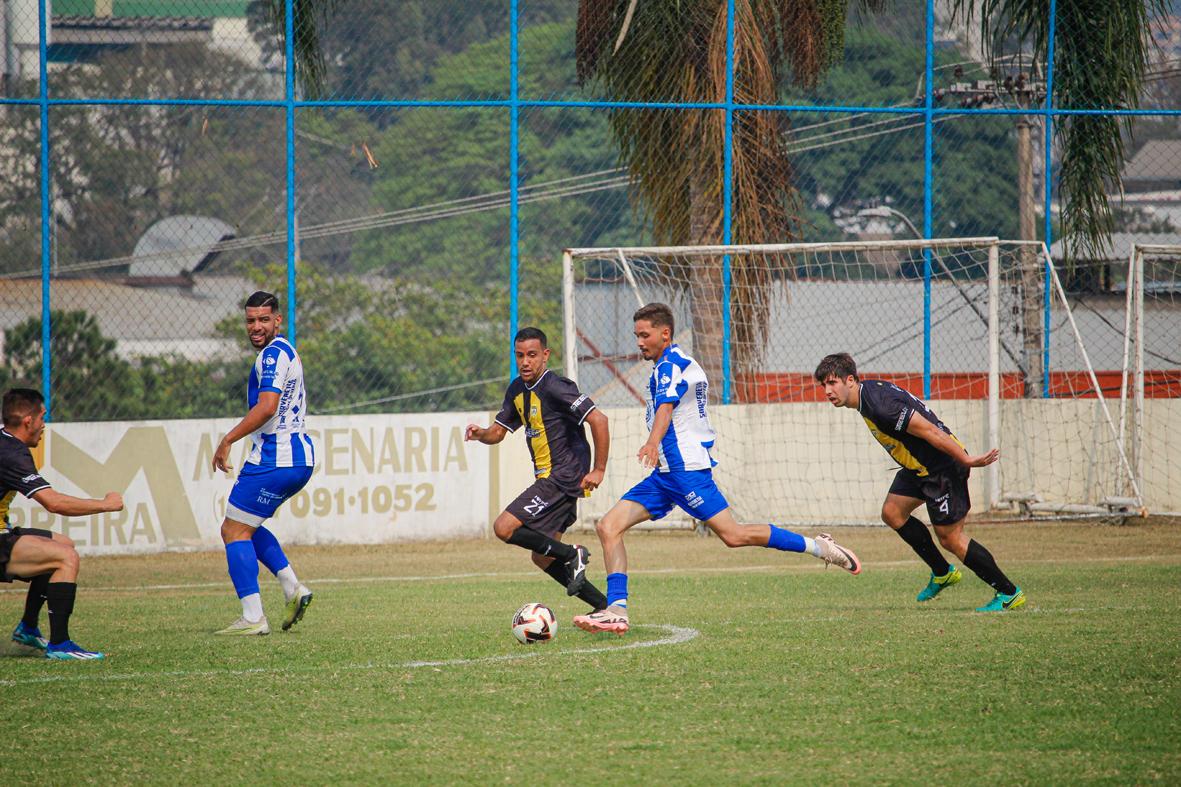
[1,388,124,659]
[466,328,611,613]
[815,354,1025,612]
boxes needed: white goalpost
[562,237,1154,529]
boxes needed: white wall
[10,400,1177,556]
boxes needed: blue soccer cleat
[975,587,1026,613]
[11,621,48,650]
[45,640,106,660]
[917,565,963,602]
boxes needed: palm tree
[949,0,1170,259]
[576,0,884,395]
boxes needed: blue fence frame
[11,0,1172,417]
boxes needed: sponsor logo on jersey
[570,394,587,411]
[20,473,41,484]
[895,409,910,431]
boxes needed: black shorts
[0,527,55,583]
[505,478,579,539]
[889,467,971,526]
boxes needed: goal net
[1126,244,1181,516]
[562,238,1145,528]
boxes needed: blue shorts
[227,463,313,527]
[622,469,730,522]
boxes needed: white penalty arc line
[0,624,699,688]
[2,552,1176,595]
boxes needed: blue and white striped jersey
[246,335,315,468]
[646,344,716,472]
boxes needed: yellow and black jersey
[858,380,961,477]
[0,429,51,529]
[495,370,596,496]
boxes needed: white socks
[241,593,264,623]
[803,536,822,557]
[276,566,301,601]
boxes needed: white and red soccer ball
[512,602,556,644]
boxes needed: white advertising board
[6,413,490,555]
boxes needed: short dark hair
[3,388,45,428]
[633,302,675,334]
[814,353,859,383]
[513,327,548,348]
[245,290,280,312]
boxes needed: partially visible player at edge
[212,291,316,635]
[575,304,861,635]
[466,327,605,610]
[814,352,1025,612]
[1,388,122,659]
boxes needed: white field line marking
[1,553,1177,596]
[0,624,698,688]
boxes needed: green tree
[5,311,138,421]
[351,24,639,283]
[0,45,283,276]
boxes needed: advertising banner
[6,413,490,555]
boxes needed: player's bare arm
[465,422,508,445]
[638,402,674,469]
[31,488,123,516]
[213,390,280,473]
[905,415,999,468]
[581,408,609,491]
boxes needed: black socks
[896,516,952,576]
[22,574,49,629]
[542,559,608,610]
[506,526,576,560]
[962,539,1018,596]
[46,581,77,646]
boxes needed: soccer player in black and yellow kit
[466,328,610,613]
[1,388,124,658]
[815,353,1025,612]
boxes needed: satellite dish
[130,216,235,277]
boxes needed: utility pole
[939,66,1048,398]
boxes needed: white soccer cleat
[573,605,630,635]
[214,616,271,636]
[815,533,862,575]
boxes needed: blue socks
[251,526,290,575]
[225,540,260,599]
[766,525,807,553]
[606,572,629,608]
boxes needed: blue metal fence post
[721,0,735,404]
[1042,0,1058,397]
[37,0,53,415]
[509,0,520,376]
[921,0,935,400]
[285,0,297,343]
[38,0,52,419]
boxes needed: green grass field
[3,522,1179,784]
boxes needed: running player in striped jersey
[466,327,608,612]
[814,353,1024,612]
[575,304,860,635]
[211,291,316,635]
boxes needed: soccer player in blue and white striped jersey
[575,303,861,635]
[211,291,316,636]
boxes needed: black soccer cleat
[565,545,590,596]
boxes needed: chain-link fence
[0,0,1179,424]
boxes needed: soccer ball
[511,602,557,644]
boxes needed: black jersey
[0,429,51,529]
[495,370,597,496]
[857,380,963,477]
